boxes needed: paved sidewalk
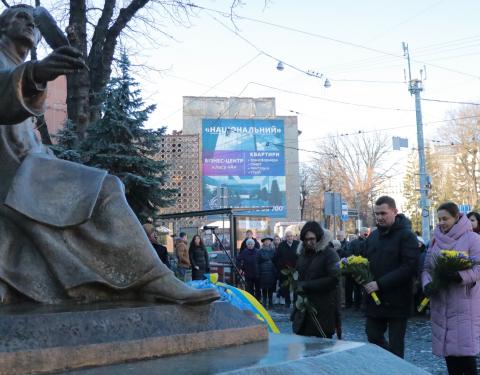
[269,306,448,374]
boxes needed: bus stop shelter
[157,207,271,286]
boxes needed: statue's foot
[0,280,12,304]
[140,274,220,305]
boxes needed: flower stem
[370,292,381,305]
[417,297,430,312]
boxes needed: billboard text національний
[202,119,287,218]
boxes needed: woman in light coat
[422,202,480,375]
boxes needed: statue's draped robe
[0,46,169,303]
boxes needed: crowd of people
[236,196,480,375]
[236,229,300,309]
[291,197,480,375]
[143,195,480,375]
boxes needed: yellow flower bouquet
[338,255,380,305]
[418,249,477,312]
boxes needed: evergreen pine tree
[50,119,81,162]
[79,51,176,222]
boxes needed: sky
[121,0,480,168]
[26,0,480,167]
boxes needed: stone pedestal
[60,333,430,375]
[0,301,267,375]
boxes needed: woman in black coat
[257,237,277,308]
[291,221,340,338]
[189,235,210,280]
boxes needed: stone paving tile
[269,306,448,374]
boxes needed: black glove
[423,283,437,297]
[353,275,365,285]
[442,271,462,283]
[296,281,306,295]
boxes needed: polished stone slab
[61,333,430,375]
[0,301,267,375]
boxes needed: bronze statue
[0,5,219,305]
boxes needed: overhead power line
[159,52,262,121]
[244,81,413,112]
[421,98,480,106]
[298,115,480,143]
[195,5,480,80]
[365,0,445,43]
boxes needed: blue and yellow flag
[203,273,280,334]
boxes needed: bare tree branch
[310,132,393,226]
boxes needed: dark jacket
[362,214,419,318]
[240,238,260,252]
[346,237,366,257]
[237,247,259,279]
[274,240,300,271]
[189,245,210,280]
[337,239,349,258]
[257,247,277,288]
[152,243,170,269]
[291,230,340,338]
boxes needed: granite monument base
[0,301,268,375]
[61,333,431,375]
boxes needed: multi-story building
[181,96,301,236]
[157,131,202,214]
[34,76,67,142]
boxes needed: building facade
[157,132,202,214]
[182,96,301,231]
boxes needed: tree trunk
[30,14,53,146]
[67,0,90,141]
[88,0,150,125]
[35,115,52,145]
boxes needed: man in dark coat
[274,230,299,308]
[344,227,369,309]
[361,196,419,358]
[239,230,260,252]
[291,222,340,338]
[237,239,260,300]
[257,237,277,308]
[143,224,170,268]
[336,231,349,258]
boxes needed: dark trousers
[245,278,261,301]
[261,288,274,307]
[445,356,478,375]
[366,316,407,358]
[345,275,362,307]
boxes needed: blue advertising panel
[202,119,287,217]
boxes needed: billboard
[202,119,286,217]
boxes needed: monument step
[60,333,432,375]
[0,301,267,375]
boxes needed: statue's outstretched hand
[33,46,87,83]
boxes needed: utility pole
[403,42,430,241]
